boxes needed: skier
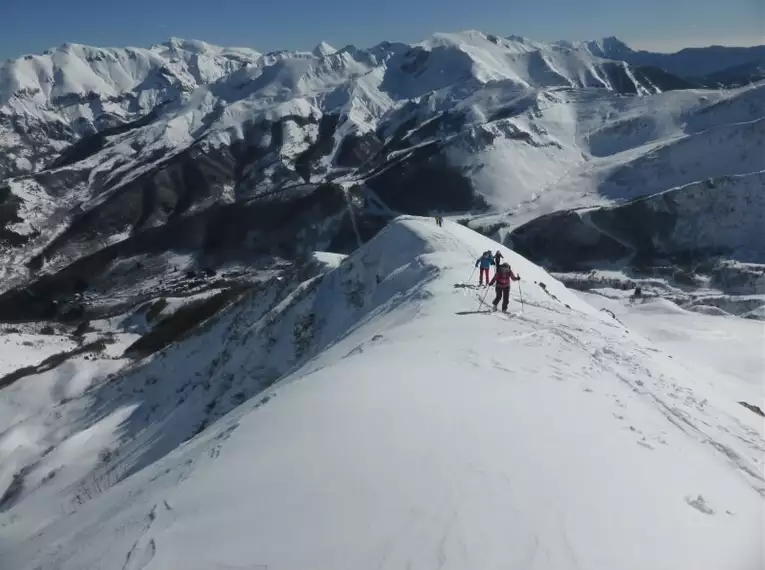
[475,251,494,286]
[489,262,520,312]
[493,250,503,275]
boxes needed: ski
[476,296,515,317]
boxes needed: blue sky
[0,0,762,59]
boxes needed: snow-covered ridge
[556,36,765,79]
[2,216,762,569]
[0,30,681,189]
[556,36,634,60]
[1,38,261,108]
[0,30,675,133]
[0,36,263,182]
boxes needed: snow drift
[2,216,762,570]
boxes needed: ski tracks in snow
[121,500,176,570]
[496,330,549,343]
[465,279,765,502]
[552,317,765,497]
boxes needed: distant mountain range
[560,36,765,85]
[0,30,762,324]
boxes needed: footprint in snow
[343,345,364,358]
[122,502,175,570]
[253,393,275,409]
[214,422,239,442]
[123,538,156,570]
[344,334,386,358]
[685,494,715,515]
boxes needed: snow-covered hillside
[1,216,762,569]
[0,38,260,111]
[454,81,765,219]
[0,28,729,191]
[0,38,260,179]
[0,29,661,176]
[509,170,765,267]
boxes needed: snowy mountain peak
[153,36,262,58]
[554,36,634,60]
[588,36,634,58]
[312,41,338,57]
[162,37,215,53]
[600,35,632,51]
[0,37,261,111]
[57,42,82,53]
[504,34,547,49]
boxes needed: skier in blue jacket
[475,251,494,286]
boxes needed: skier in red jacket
[489,262,520,312]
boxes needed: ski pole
[518,279,524,313]
[467,265,476,285]
[477,284,491,311]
